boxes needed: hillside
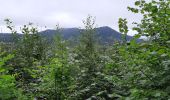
[0,26,135,44]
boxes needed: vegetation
[0,0,170,99]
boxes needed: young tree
[128,0,170,41]
[115,0,170,99]
[38,26,76,100]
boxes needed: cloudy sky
[0,0,142,35]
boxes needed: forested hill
[0,26,135,44]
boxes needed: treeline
[0,0,170,99]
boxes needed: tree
[128,0,170,41]
[38,26,76,100]
[115,0,170,99]
[71,15,124,99]
[4,21,49,98]
[0,48,29,100]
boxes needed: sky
[0,0,143,35]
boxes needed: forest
[0,0,170,100]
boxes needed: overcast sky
[0,0,143,35]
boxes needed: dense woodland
[0,0,170,99]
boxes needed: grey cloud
[0,0,143,35]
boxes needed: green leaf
[134,34,141,39]
[135,1,140,6]
[0,68,5,73]
[154,92,161,97]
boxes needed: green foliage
[37,28,77,100]
[118,18,129,43]
[115,0,170,99]
[75,15,99,90]
[0,0,169,99]
[0,49,29,100]
[128,0,170,41]
[0,51,15,99]
[3,21,49,98]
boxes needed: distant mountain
[0,33,22,43]
[0,26,137,44]
[40,26,135,44]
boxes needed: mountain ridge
[0,26,136,44]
